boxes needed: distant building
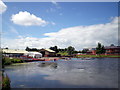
[24,52,42,58]
[104,46,120,54]
[83,45,120,55]
[2,49,29,57]
[83,48,96,55]
[39,49,56,57]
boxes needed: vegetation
[2,57,12,65]
[67,46,75,55]
[96,43,106,54]
[56,46,75,56]
[57,51,68,56]
[25,47,39,51]
[2,73,11,89]
[2,56,23,66]
[76,54,120,58]
[49,46,59,53]
[81,49,89,53]
[25,43,119,57]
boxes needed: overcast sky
[0,1,119,50]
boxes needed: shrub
[11,58,23,63]
[2,57,12,65]
[2,57,23,66]
[2,74,11,89]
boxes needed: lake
[4,58,118,88]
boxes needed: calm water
[4,58,118,88]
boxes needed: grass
[57,51,120,58]
[2,57,23,66]
[57,51,69,56]
[2,73,11,89]
[76,54,120,58]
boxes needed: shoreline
[41,56,120,60]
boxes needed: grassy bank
[76,54,120,58]
[57,51,68,56]
[1,57,24,89]
[2,57,23,66]
[2,73,11,89]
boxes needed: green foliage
[58,48,67,52]
[2,57,12,65]
[11,58,23,63]
[67,46,75,55]
[57,51,68,56]
[56,46,76,56]
[49,46,59,53]
[76,54,120,58]
[2,57,23,65]
[73,50,81,54]
[25,47,30,51]
[25,47,39,51]
[2,74,11,89]
[82,49,89,53]
[96,43,106,54]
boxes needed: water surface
[4,58,118,88]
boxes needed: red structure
[84,45,120,55]
[105,46,120,54]
[86,48,96,55]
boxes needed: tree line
[25,43,108,55]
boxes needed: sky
[0,1,119,50]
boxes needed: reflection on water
[4,58,118,88]
[38,62,57,69]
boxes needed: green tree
[110,44,114,46]
[82,49,89,53]
[25,47,30,51]
[101,45,106,53]
[49,46,59,53]
[96,43,106,54]
[67,46,75,55]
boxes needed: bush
[11,58,23,63]
[2,74,11,89]
[2,57,12,65]
[2,57,23,66]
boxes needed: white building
[2,49,29,57]
[24,52,42,58]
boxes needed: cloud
[46,0,61,13]
[51,21,56,25]
[11,11,48,26]
[0,0,7,14]
[51,0,58,6]
[2,17,119,50]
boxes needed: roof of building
[40,49,55,52]
[45,49,55,52]
[83,47,96,51]
[26,51,42,54]
[105,46,120,49]
[2,49,28,54]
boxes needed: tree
[110,44,114,46]
[81,49,89,53]
[5,47,8,49]
[54,46,59,53]
[67,46,75,55]
[96,43,106,54]
[25,47,39,51]
[30,48,39,51]
[49,46,59,53]
[101,46,106,53]
[25,47,30,51]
